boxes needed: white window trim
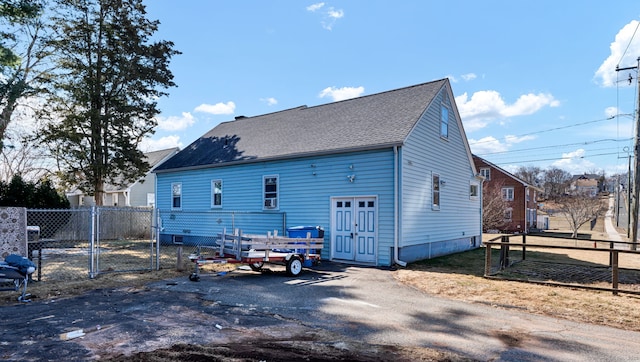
[171,182,182,210]
[432,173,441,210]
[480,167,490,180]
[470,181,479,200]
[502,187,514,201]
[211,179,222,208]
[263,175,279,210]
[504,207,513,221]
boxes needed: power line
[468,116,615,146]
[475,138,632,156]
[491,152,621,166]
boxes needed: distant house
[568,174,601,197]
[67,147,179,207]
[154,79,483,266]
[473,155,541,233]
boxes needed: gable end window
[480,167,490,180]
[432,173,441,210]
[440,105,449,138]
[264,175,279,209]
[211,180,222,208]
[171,182,182,209]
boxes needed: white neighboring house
[66,147,179,207]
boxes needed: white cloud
[194,101,236,115]
[468,136,507,155]
[551,148,596,174]
[327,7,344,19]
[605,106,619,118]
[307,2,343,30]
[456,90,559,132]
[504,134,536,144]
[595,20,640,87]
[157,112,195,131]
[461,73,477,81]
[468,134,537,155]
[306,3,325,12]
[319,86,364,101]
[261,97,278,106]
[139,135,182,153]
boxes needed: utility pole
[617,57,640,250]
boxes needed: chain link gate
[27,207,156,281]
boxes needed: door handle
[350,232,354,239]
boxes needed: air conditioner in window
[264,198,277,208]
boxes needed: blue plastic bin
[287,226,324,254]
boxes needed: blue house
[154,79,482,266]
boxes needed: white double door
[331,197,376,263]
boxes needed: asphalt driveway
[1,262,639,361]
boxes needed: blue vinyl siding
[399,87,481,260]
[156,149,395,265]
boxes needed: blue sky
[142,1,640,177]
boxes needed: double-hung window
[263,175,278,209]
[504,208,513,220]
[211,180,222,208]
[171,182,182,209]
[502,187,514,201]
[480,167,490,180]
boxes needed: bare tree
[558,194,606,238]
[543,167,572,200]
[482,180,510,231]
[514,165,542,186]
[0,118,51,182]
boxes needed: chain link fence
[27,207,155,281]
[7,208,287,286]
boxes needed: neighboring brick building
[473,155,542,233]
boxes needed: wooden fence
[484,234,640,295]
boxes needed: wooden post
[612,250,619,295]
[499,236,510,269]
[176,246,183,271]
[609,241,614,267]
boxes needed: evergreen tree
[41,0,179,205]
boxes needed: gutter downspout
[393,146,407,267]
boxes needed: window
[171,182,182,209]
[211,180,222,208]
[480,167,490,180]
[470,182,479,199]
[440,105,449,138]
[432,173,440,209]
[504,208,513,220]
[502,187,514,201]
[263,175,278,209]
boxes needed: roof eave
[153,142,403,174]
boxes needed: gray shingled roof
[155,79,447,172]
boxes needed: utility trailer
[188,228,324,280]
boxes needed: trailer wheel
[189,273,200,282]
[286,256,303,276]
[249,262,264,272]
